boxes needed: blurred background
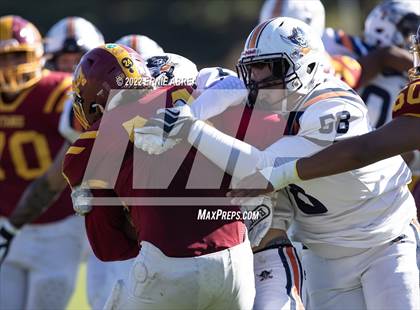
[2,0,380,70]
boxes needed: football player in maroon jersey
[0,15,85,309]
[62,43,260,309]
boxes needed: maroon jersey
[63,86,285,260]
[0,70,74,223]
[392,79,420,119]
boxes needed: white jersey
[359,72,408,128]
[271,78,414,247]
[187,75,415,249]
[322,27,409,128]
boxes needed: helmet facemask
[237,54,304,111]
[0,50,43,94]
[395,13,420,49]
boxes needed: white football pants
[0,216,85,310]
[253,245,305,310]
[302,223,419,310]
[104,238,255,310]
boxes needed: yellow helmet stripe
[100,44,142,79]
[0,16,13,41]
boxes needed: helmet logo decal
[281,27,308,48]
[147,55,172,78]
[73,69,87,95]
[121,57,134,73]
[115,73,125,87]
[241,48,259,58]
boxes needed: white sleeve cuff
[259,160,300,190]
[187,120,264,180]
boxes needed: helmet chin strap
[92,103,105,113]
[246,82,259,108]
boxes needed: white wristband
[3,220,19,236]
[259,160,300,190]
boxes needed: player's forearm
[297,117,419,180]
[296,138,371,180]
[358,46,412,88]
[10,175,63,228]
[10,142,69,228]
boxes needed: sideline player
[0,15,84,309]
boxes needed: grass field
[67,263,90,310]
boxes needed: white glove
[259,159,300,190]
[134,101,196,155]
[71,186,93,216]
[241,196,273,248]
[0,220,18,265]
[134,132,179,155]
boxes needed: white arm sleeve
[194,67,237,90]
[59,98,81,143]
[191,75,247,121]
[187,98,368,181]
[187,120,320,181]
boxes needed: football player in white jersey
[44,17,105,73]
[259,0,325,36]
[165,69,305,309]
[323,0,419,128]
[115,34,164,59]
[136,17,419,309]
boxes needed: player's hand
[134,132,179,155]
[0,220,18,265]
[71,186,93,216]
[134,100,197,154]
[227,171,275,203]
[227,159,300,202]
[239,196,273,247]
[381,45,412,73]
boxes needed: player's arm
[0,141,70,264]
[228,115,420,197]
[83,189,139,261]
[63,133,139,261]
[59,97,83,143]
[358,45,412,87]
[298,115,420,179]
[7,141,70,229]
